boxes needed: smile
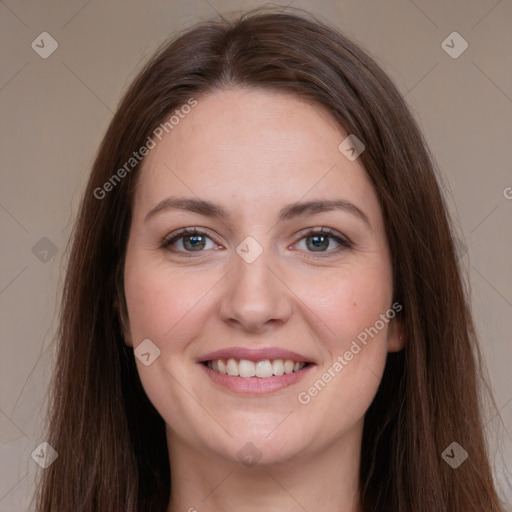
[205,358,308,378]
[198,347,315,394]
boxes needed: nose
[218,245,293,333]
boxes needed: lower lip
[200,363,314,395]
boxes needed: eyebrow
[144,196,372,230]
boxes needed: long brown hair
[35,7,506,511]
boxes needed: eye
[160,227,353,259]
[160,228,220,255]
[293,228,352,257]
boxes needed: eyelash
[159,227,353,259]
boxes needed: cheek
[124,257,210,345]
[296,276,392,441]
[293,260,392,410]
[298,263,393,348]
[123,259,209,417]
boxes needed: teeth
[255,360,273,378]
[218,359,227,375]
[207,358,307,378]
[226,358,239,376]
[239,359,256,377]
[272,359,284,376]
[284,360,294,374]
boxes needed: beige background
[1,0,511,510]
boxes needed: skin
[122,87,404,512]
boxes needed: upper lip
[198,347,314,364]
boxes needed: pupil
[308,235,328,251]
[185,235,205,250]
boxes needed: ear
[387,315,405,353]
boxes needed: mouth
[203,358,309,378]
[198,347,315,395]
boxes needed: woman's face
[123,87,403,466]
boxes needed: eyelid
[292,226,352,246]
[290,227,353,258]
[160,226,353,257]
[159,227,223,249]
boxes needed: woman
[35,7,506,512]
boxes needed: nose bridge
[219,237,292,331]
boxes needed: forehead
[150,87,345,159]
[133,87,380,225]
